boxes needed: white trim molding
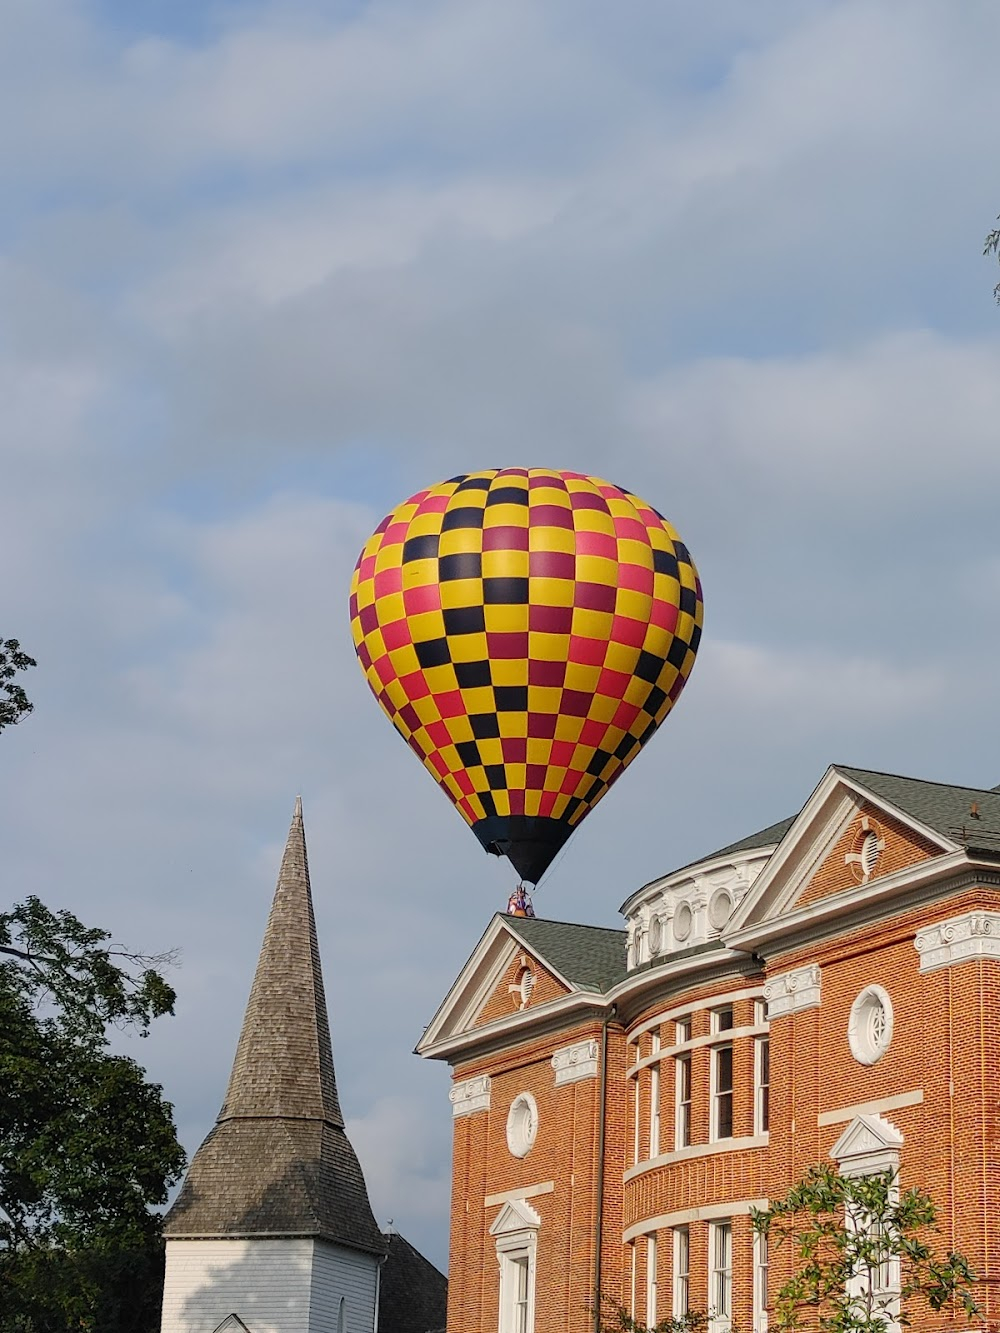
[763,964,821,1018]
[915,910,1000,973]
[817,1089,923,1127]
[624,1135,768,1182]
[623,1198,768,1245]
[450,1074,491,1118]
[491,1200,541,1333]
[830,1113,903,1177]
[847,985,893,1065]
[484,1182,554,1208]
[551,1039,599,1085]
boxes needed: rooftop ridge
[834,764,1000,798]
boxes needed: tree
[0,638,36,733]
[984,218,1000,304]
[752,1163,979,1332]
[595,1296,710,1332]
[0,887,185,1326]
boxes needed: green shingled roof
[699,815,797,864]
[836,765,1000,857]
[504,915,626,993]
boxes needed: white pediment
[213,1317,252,1333]
[830,1113,904,1175]
[415,914,584,1059]
[724,766,956,950]
[489,1198,542,1237]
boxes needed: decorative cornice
[450,1074,491,1118]
[551,1039,599,1085]
[726,856,993,956]
[915,910,1000,973]
[764,963,821,1018]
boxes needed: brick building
[417,764,1000,1332]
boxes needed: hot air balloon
[349,469,702,885]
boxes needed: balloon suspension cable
[506,882,535,918]
[532,834,574,895]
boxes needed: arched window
[337,1296,346,1333]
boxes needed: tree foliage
[985,217,1000,304]
[752,1163,979,1332]
[0,899,185,1330]
[0,638,36,733]
[595,1296,712,1333]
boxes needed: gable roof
[703,815,796,862]
[503,916,626,993]
[622,815,795,913]
[724,763,1000,947]
[165,799,385,1255]
[416,913,625,1058]
[378,1233,448,1333]
[835,765,1000,856]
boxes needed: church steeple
[219,795,344,1127]
[163,799,385,1256]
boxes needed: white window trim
[645,1232,658,1327]
[629,1240,637,1320]
[847,985,894,1066]
[675,1050,692,1150]
[649,1061,661,1159]
[711,1005,735,1034]
[754,1032,770,1136]
[673,1225,690,1320]
[633,1070,641,1166]
[710,1041,734,1142]
[708,1219,733,1332]
[831,1114,904,1333]
[753,1225,768,1333]
[628,986,766,1046]
[490,1199,541,1333]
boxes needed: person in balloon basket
[507,885,535,918]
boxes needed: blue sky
[3,0,1000,1272]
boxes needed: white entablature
[622,848,773,969]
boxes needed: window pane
[676,1053,692,1148]
[714,1006,734,1032]
[673,1226,689,1318]
[716,1045,733,1092]
[712,1222,732,1318]
[715,1045,733,1139]
[646,1233,657,1326]
[757,1037,770,1134]
[514,1256,529,1333]
[650,1063,660,1158]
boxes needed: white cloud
[704,639,943,727]
[5,0,1000,1275]
[630,330,1000,501]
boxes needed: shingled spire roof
[219,795,344,1126]
[164,799,385,1254]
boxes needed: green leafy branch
[752,1163,979,1332]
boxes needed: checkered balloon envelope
[349,469,703,885]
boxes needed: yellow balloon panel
[350,469,703,883]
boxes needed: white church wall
[161,1238,313,1333]
[309,1241,380,1333]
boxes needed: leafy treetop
[752,1162,979,1333]
[0,638,36,733]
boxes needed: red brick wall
[448,1020,619,1333]
[444,885,1000,1332]
[474,951,569,1028]
[796,801,941,908]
